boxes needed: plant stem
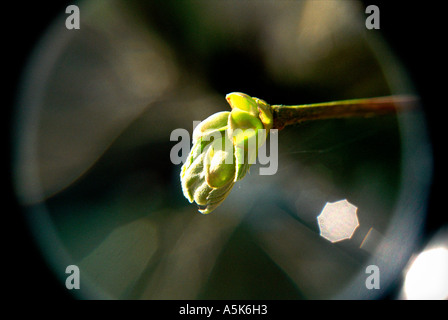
[271,95,419,130]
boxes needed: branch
[271,95,419,130]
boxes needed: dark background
[5,0,444,303]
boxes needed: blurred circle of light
[404,247,448,300]
[317,199,359,243]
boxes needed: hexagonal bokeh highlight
[317,199,359,243]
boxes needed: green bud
[181,113,235,214]
[228,108,264,149]
[181,142,209,203]
[226,92,258,115]
[192,111,229,142]
[205,137,236,188]
[253,97,273,131]
[180,92,275,214]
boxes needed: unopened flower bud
[181,92,274,214]
[205,137,236,188]
[192,111,229,143]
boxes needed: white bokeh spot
[317,199,359,243]
[404,247,448,300]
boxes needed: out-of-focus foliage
[15,0,422,299]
